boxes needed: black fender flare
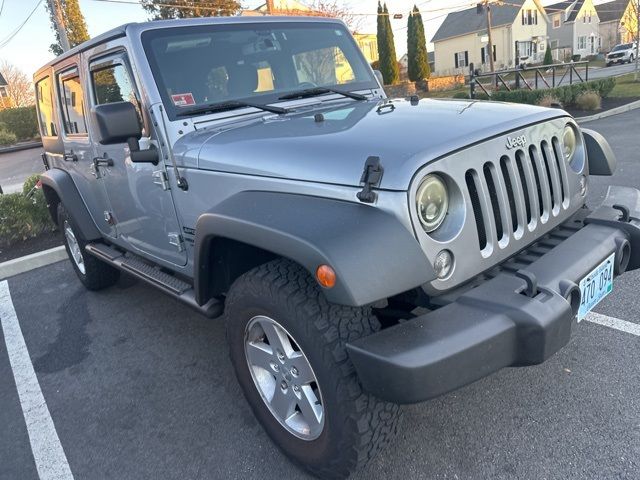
[194,191,436,307]
[40,168,101,241]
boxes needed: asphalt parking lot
[1,110,640,480]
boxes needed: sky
[0,0,617,78]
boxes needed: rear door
[85,48,186,266]
[54,62,115,238]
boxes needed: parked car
[34,16,640,479]
[606,42,638,66]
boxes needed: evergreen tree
[376,2,387,77]
[543,44,553,65]
[141,0,241,20]
[378,3,399,85]
[46,0,90,56]
[407,5,430,81]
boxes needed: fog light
[434,250,454,279]
[579,175,588,196]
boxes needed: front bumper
[347,186,640,404]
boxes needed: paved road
[575,62,637,82]
[0,111,639,480]
[0,147,44,193]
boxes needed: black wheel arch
[40,168,101,241]
[194,191,435,307]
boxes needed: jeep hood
[187,98,566,191]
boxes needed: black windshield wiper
[176,100,288,117]
[279,87,367,101]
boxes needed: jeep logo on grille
[506,135,528,150]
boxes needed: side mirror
[373,69,384,87]
[90,101,158,165]
[91,101,141,145]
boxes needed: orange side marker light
[316,265,336,289]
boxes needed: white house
[431,0,549,75]
[546,0,600,61]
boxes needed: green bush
[22,174,41,195]
[452,91,470,99]
[0,127,17,146]
[488,78,616,107]
[0,175,55,247]
[0,106,39,141]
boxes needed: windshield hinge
[152,170,170,190]
[356,156,384,203]
[168,233,185,252]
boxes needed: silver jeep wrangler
[34,16,640,479]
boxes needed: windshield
[612,43,634,52]
[142,22,377,119]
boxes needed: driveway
[0,147,44,193]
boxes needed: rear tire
[225,259,401,479]
[58,203,119,290]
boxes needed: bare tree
[0,61,35,108]
[275,1,363,33]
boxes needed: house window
[518,41,535,58]
[0,86,7,98]
[481,45,497,64]
[578,36,587,50]
[454,51,468,68]
[553,15,561,28]
[522,9,538,26]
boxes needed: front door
[85,49,186,267]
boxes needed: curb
[0,141,43,154]
[576,99,640,123]
[0,246,67,280]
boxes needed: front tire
[58,203,119,290]
[225,259,401,479]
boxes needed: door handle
[63,152,77,162]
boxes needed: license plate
[577,253,615,322]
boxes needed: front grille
[609,53,624,59]
[465,136,570,256]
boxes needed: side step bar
[85,243,223,318]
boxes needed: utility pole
[49,0,70,52]
[635,0,639,81]
[485,1,495,74]
[266,0,274,15]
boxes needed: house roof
[431,0,526,43]
[595,0,629,23]
[0,72,7,87]
[545,0,586,23]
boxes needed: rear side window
[36,77,57,137]
[58,69,88,135]
[91,63,136,105]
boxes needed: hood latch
[357,156,384,203]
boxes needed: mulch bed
[0,231,63,263]
[564,96,640,118]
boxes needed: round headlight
[416,174,449,232]
[563,124,577,162]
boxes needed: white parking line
[586,312,640,337]
[0,280,74,480]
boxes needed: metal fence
[469,61,590,99]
